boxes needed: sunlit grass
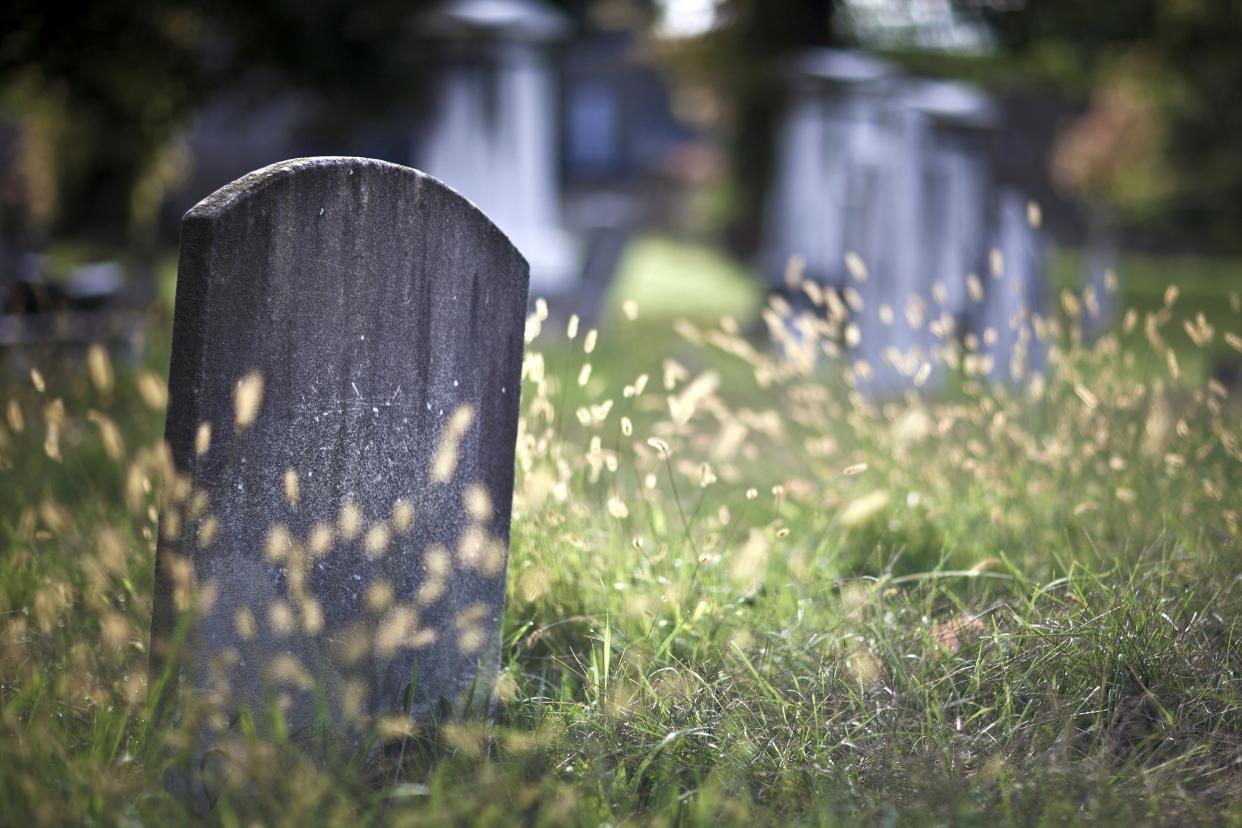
[0,243,1240,825]
[1051,247,1242,385]
[606,235,763,322]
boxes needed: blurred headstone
[864,80,997,392]
[761,49,894,290]
[980,189,1046,383]
[1082,206,1119,339]
[416,0,578,296]
[1,257,145,349]
[151,157,528,787]
[762,48,1047,394]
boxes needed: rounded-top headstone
[151,157,529,759]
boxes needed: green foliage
[0,0,205,240]
[969,0,1242,248]
[0,0,447,242]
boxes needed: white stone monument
[761,49,895,290]
[417,0,579,296]
[866,79,997,391]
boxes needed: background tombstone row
[761,48,1054,393]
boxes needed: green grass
[1050,247,1242,385]
[1,237,1240,825]
[605,235,764,322]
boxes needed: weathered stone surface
[151,157,528,748]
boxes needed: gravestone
[416,0,578,296]
[761,49,1049,394]
[760,49,894,290]
[150,158,528,772]
[863,79,996,392]
[980,189,1046,383]
[1082,207,1119,339]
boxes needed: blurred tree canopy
[1,0,204,244]
[668,0,1242,252]
[963,0,1242,248]
[0,0,600,249]
[0,0,451,246]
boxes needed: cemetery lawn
[1,244,1241,826]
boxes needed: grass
[606,236,764,323]
[1,236,1240,825]
[1049,247,1242,386]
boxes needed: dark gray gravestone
[150,158,528,754]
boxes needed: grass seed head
[338,500,362,540]
[232,371,264,430]
[363,522,391,559]
[194,422,212,455]
[284,469,300,506]
[845,251,868,282]
[392,498,415,534]
[137,371,168,410]
[87,344,114,393]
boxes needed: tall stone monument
[416,0,578,297]
[982,188,1046,383]
[760,49,894,290]
[864,79,996,392]
[761,48,1046,393]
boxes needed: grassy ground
[1049,248,1242,386]
[1,237,1240,825]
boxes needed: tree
[1,0,205,243]
[966,0,1242,248]
[0,0,449,246]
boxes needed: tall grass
[0,254,1239,825]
